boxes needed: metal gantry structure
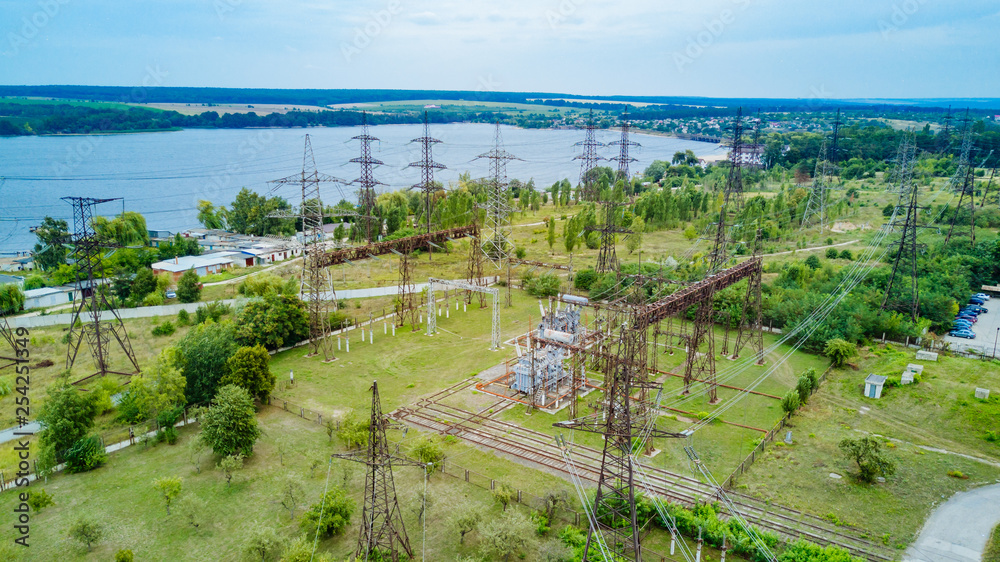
[574,109,605,202]
[268,135,343,361]
[800,140,831,232]
[944,111,977,247]
[426,277,500,350]
[352,112,386,244]
[333,381,422,562]
[394,239,418,330]
[477,121,520,307]
[63,197,141,384]
[879,134,925,321]
[465,204,486,308]
[609,111,639,185]
[407,111,446,257]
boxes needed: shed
[901,363,923,385]
[23,287,74,309]
[864,374,887,399]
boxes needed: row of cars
[948,293,991,339]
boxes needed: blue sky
[1,0,998,98]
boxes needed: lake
[0,123,723,253]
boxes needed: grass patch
[985,523,1000,562]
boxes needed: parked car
[974,293,991,301]
[948,329,976,339]
[956,315,977,324]
[966,305,988,313]
[953,320,973,329]
[969,297,986,305]
[165,290,177,299]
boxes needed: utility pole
[351,112,385,244]
[407,111,445,260]
[476,121,520,307]
[574,109,605,202]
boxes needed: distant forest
[1,85,998,138]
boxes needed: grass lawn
[985,523,1000,562]
[737,343,1000,548]
[0,406,611,562]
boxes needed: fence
[0,406,199,492]
[722,365,832,490]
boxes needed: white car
[974,293,991,301]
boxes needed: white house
[151,255,235,282]
[23,287,75,309]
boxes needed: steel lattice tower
[800,141,831,231]
[944,162,977,247]
[732,229,765,364]
[574,109,605,202]
[829,109,843,165]
[333,381,421,562]
[352,112,386,244]
[268,135,343,361]
[682,109,748,403]
[477,121,519,268]
[63,197,140,384]
[586,192,631,275]
[947,110,973,193]
[937,105,953,153]
[407,111,446,258]
[609,111,640,189]
[879,135,925,321]
[465,205,486,308]
[395,239,418,330]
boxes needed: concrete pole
[338,337,342,351]
[346,338,350,353]
[392,324,396,336]
[720,534,727,562]
[696,527,703,562]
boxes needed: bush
[839,249,853,260]
[195,301,231,324]
[515,246,527,259]
[329,310,353,330]
[27,488,54,511]
[525,272,561,297]
[64,435,107,473]
[176,309,190,325]
[300,487,355,537]
[115,549,134,562]
[141,291,164,307]
[200,384,261,457]
[151,321,176,337]
[826,248,839,259]
[781,390,800,415]
[410,435,445,472]
[573,269,598,291]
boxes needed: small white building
[864,374,887,399]
[23,287,74,309]
[151,255,234,282]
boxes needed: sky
[1,0,998,99]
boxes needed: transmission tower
[937,105,952,153]
[407,111,446,259]
[682,109,748,402]
[63,197,140,384]
[800,141,830,231]
[0,316,23,372]
[947,110,973,193]
[732,229,764,364]
[477,121,520,306]
[351,112,386,244]
[465,204,486,308]
[333,381,422,562]
[879,135,926,321]
[944,161,977,247]
[268,135,344,361]
[394,239,418,330]
[829,109,843,165]
[574,109,605,202]
[609,111,640,188]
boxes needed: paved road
[943,296,1000,356]
[903,483,1000,561]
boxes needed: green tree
[153,476,182,514]
[839,249,853,260]
[131,267,157,301]
[226,188,294,236]
[300,487,355,538]
[781,389,800,415]
[337,412,370,449]
[626,215,645,254]
[824,338,857,368]
[217,453,245,487]
[478,509,535,561]
[453,503,485,544]
[197,200,227,230]
[38,385,99,458]
[492,481,515,512]
[115,549,134,562]
[176,269,202,303]
[796,373,814,404]
[839,436,896,484]
[177,321,238,404]
[234,293,309,351]
[280,475,306,520]
[0,284,24,314]
[563,215,582,254]
[825,248,839,259]
[244,521,282,562]
[804,254,822,270]
[93,212,149,247]
[200,385,261,457]
[116,348,187,424]
[546,217,556,254]
[32,216,70,271]
[683,225,698,240]
[67,518,103,551]
[221,345,276,403]
[410,435,445,473]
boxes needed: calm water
[0,123,722,253]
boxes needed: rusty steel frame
[317,225,475,268]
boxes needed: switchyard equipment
[425,277,500,350]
